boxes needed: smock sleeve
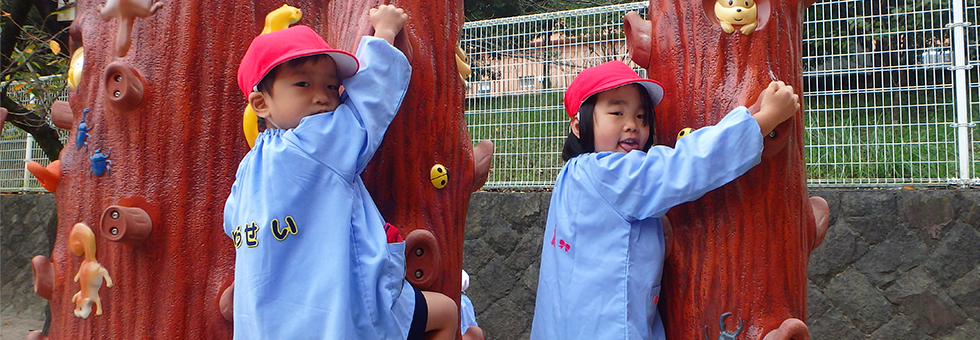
[581,107,764,220]
[288,36,411,175]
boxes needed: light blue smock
[223,36,414,340]
[530,107,764,340]
[460,293,479,332]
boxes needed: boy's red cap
[237,25,359,97]
[563,61,664,118]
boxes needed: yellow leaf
[49,41,61,55]
[24,48,33,54]
[12,83,25,91]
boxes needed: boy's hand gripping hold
[370,5,408,44]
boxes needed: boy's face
[577,84,650,154]
[250,57,341,129]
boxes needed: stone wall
[1,193,57,323]
[3,190,980,339]
[462,190,980,340]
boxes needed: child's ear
[570,117,581,139]
[248,92,271,119]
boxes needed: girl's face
[575,84,650,153]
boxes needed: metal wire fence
[3,1,979,191]
[802,0,979,186]
[462,0,980,188]
[462,2,650,187]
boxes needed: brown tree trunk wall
[332,0,469,304]
[47,1,467,338]
[628,0,816,339]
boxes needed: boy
[225,5,456,339]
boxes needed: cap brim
[635,81,664,107]
[252,49,360,91]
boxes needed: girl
[530,61,799,340]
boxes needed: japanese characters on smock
[223,36,413,339]
[531,107,764,340]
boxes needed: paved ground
[0,312,45,339]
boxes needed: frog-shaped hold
[715,0,758,35]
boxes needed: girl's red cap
[563,61,664,118]
[237,25,359,97]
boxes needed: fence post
[23,133,34,191]
[950,0,973,183]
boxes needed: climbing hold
[76,108,93,150]
[101,205,153,245]
[262,4,302,34]
[103,61,146,113]
[50,101,74,130]
[677,127,695,140]
[90,148,112,177]
[69,223,113,319]
[430,164,449,189]
[99,0,164,57]
[243,5,303,148]
[26,160,61,193]
[67,47,84,89]
[715,0,759,35]
[404,229,441,290]
[455,45,471,82]
[31,255,55,301]
[219,281,234,322]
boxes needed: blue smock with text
[223,36,413,340]
[530,107,763,340]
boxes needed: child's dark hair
[253,54,333,129]
[561,84,657,161]
[254,54,333,96]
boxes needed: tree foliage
[2,0,72,161]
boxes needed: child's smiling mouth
[619,138,640,152]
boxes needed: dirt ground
[0,313,45,339]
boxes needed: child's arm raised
[749,81,800,136]
[369,5,408,45]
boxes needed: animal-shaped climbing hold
[243,5,304,148]
[705,312,743,340]
[77,108,92,151]
[262,4,302,34]
[90,148,112,177]
[69,223,113,319]
[430,164,449,189]
[677,127,695,140]
[715,0,758,35]
[99,0,164,57]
